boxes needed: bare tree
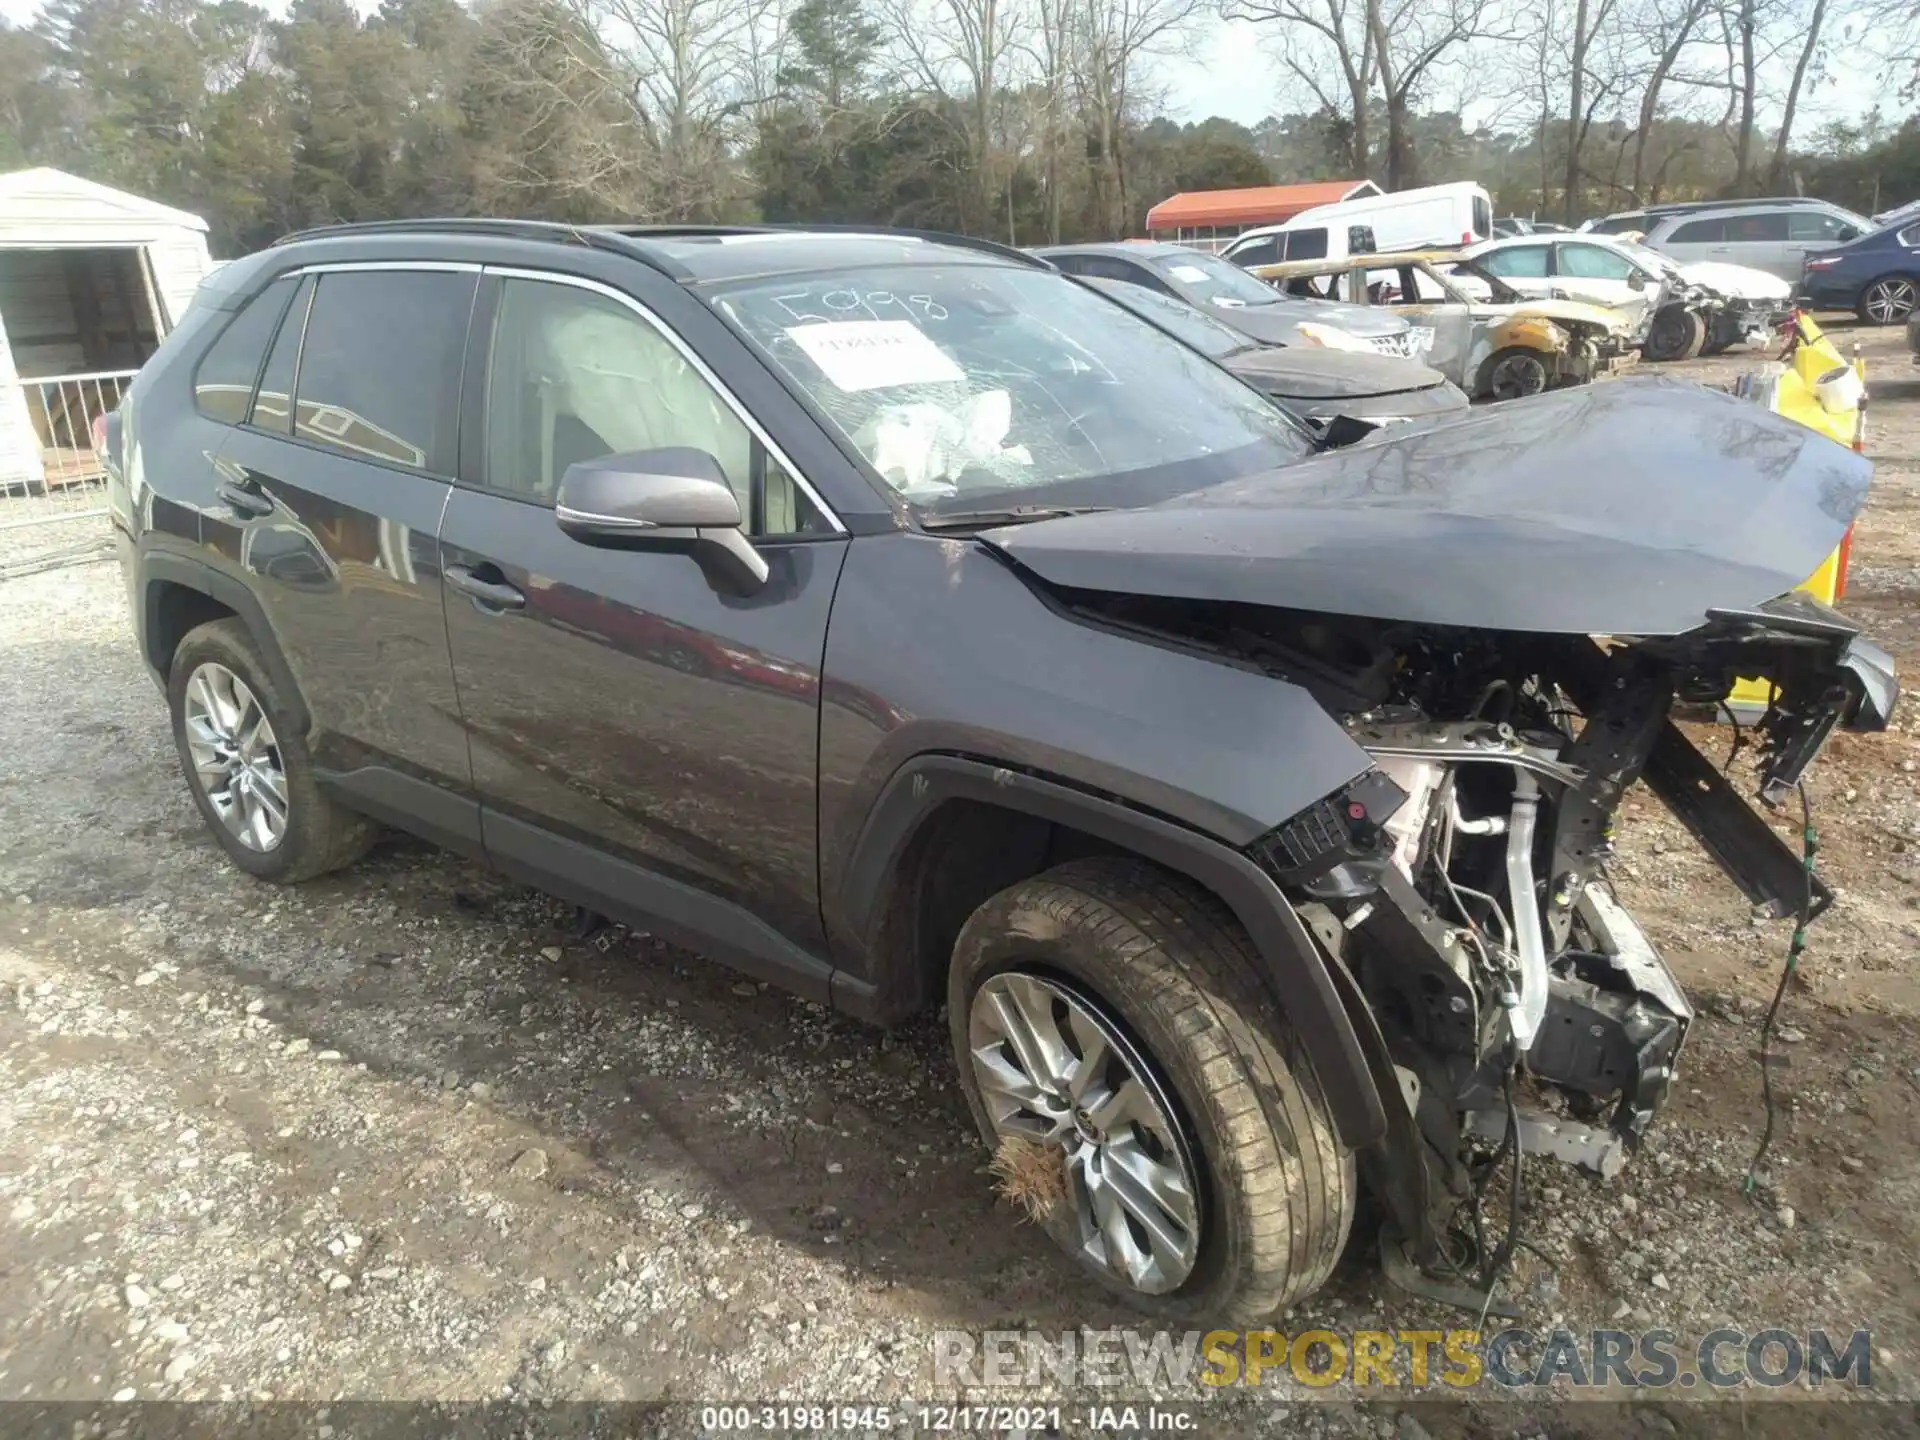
[1364,0,1494,188]
[1226,0,1373,174]
[1074,0,1204,234]
[1767,0,1835,183]
[885,0,1029,230]
[1625,0,1713,197]
[560,0,783,217]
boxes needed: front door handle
[215,480,274,517]
[446,563,526,612]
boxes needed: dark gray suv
[107,221,1894,1320]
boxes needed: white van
[1222,182,1494,269]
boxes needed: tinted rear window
[1725,211,1789,242]
[1667,217,1726,243]
[193,277,297,424]
[1472,196,1492,239]
[292,270,476,474]
[249,276,313,435]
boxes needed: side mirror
[1627,271,1647,291]
[555,448,769,594]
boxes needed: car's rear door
[435,266,850,987]
[1654,215,1723,267]
[202,262,478,848]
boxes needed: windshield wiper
[920,504,1113,532]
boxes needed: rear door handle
[446,563,525,612]
[214,480,274,517]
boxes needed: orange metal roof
[1145,181,1377,231]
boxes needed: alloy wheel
[182,661,289,852]
[967,971,1201,1294]
[1865,279,1917,324]
[1488,352,1549,401]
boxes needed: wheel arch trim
[139,550,311,733]
[834,753,1389,1149]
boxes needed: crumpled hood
[1476,296,1632,333]
[982,376,1871,637]
[1675,260,1794,302]
[1228,346,1451,399]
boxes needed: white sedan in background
[1463,232,1792,361]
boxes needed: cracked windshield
[713,264,1310,514]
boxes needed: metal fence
[0,370,134,579]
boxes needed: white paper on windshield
[787,320,964,392]
[1168,265,1208,283]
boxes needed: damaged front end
[1079,589,1892,1306]
[981,377,1894,1307]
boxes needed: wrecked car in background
[1036,241,1433,360]
[1466,232,1793,361]
[1249,249,1638,401]
[1075,274,1469,436]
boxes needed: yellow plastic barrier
[1726,313,1862,714]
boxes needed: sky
[1,0,1900,144]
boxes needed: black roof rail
[270,217,647,251]
[604,221,1055,270]
[267,216,1053,278]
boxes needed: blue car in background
[1798,219,1920,323]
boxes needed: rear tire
[948,857,1355,1320]
[168,619,377,883]
[1857,275,1918,325]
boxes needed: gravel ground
[2,325,1919,1437]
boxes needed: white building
[0,167,217,489]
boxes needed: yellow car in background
[1725,312,1865,713]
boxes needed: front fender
[835,754,1389,1150]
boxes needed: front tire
[948,857,1355,1320]
[1642,304,1704,362]
[168,618,377,883]
[1479,346,1551,401]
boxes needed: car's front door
[202,264,478,844]
[436,268,850,986]
[1550,241,1650,325]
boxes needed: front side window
[1787,211,1847,241]
[1228,236,1281,267]
[485,278,826,535]
[1478,245,1549,278]
[293,270,475,473]
[193,276,297,424]
[1284,229,1329,261]
[711,265,1311,514]
[1557,243,1636,281]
